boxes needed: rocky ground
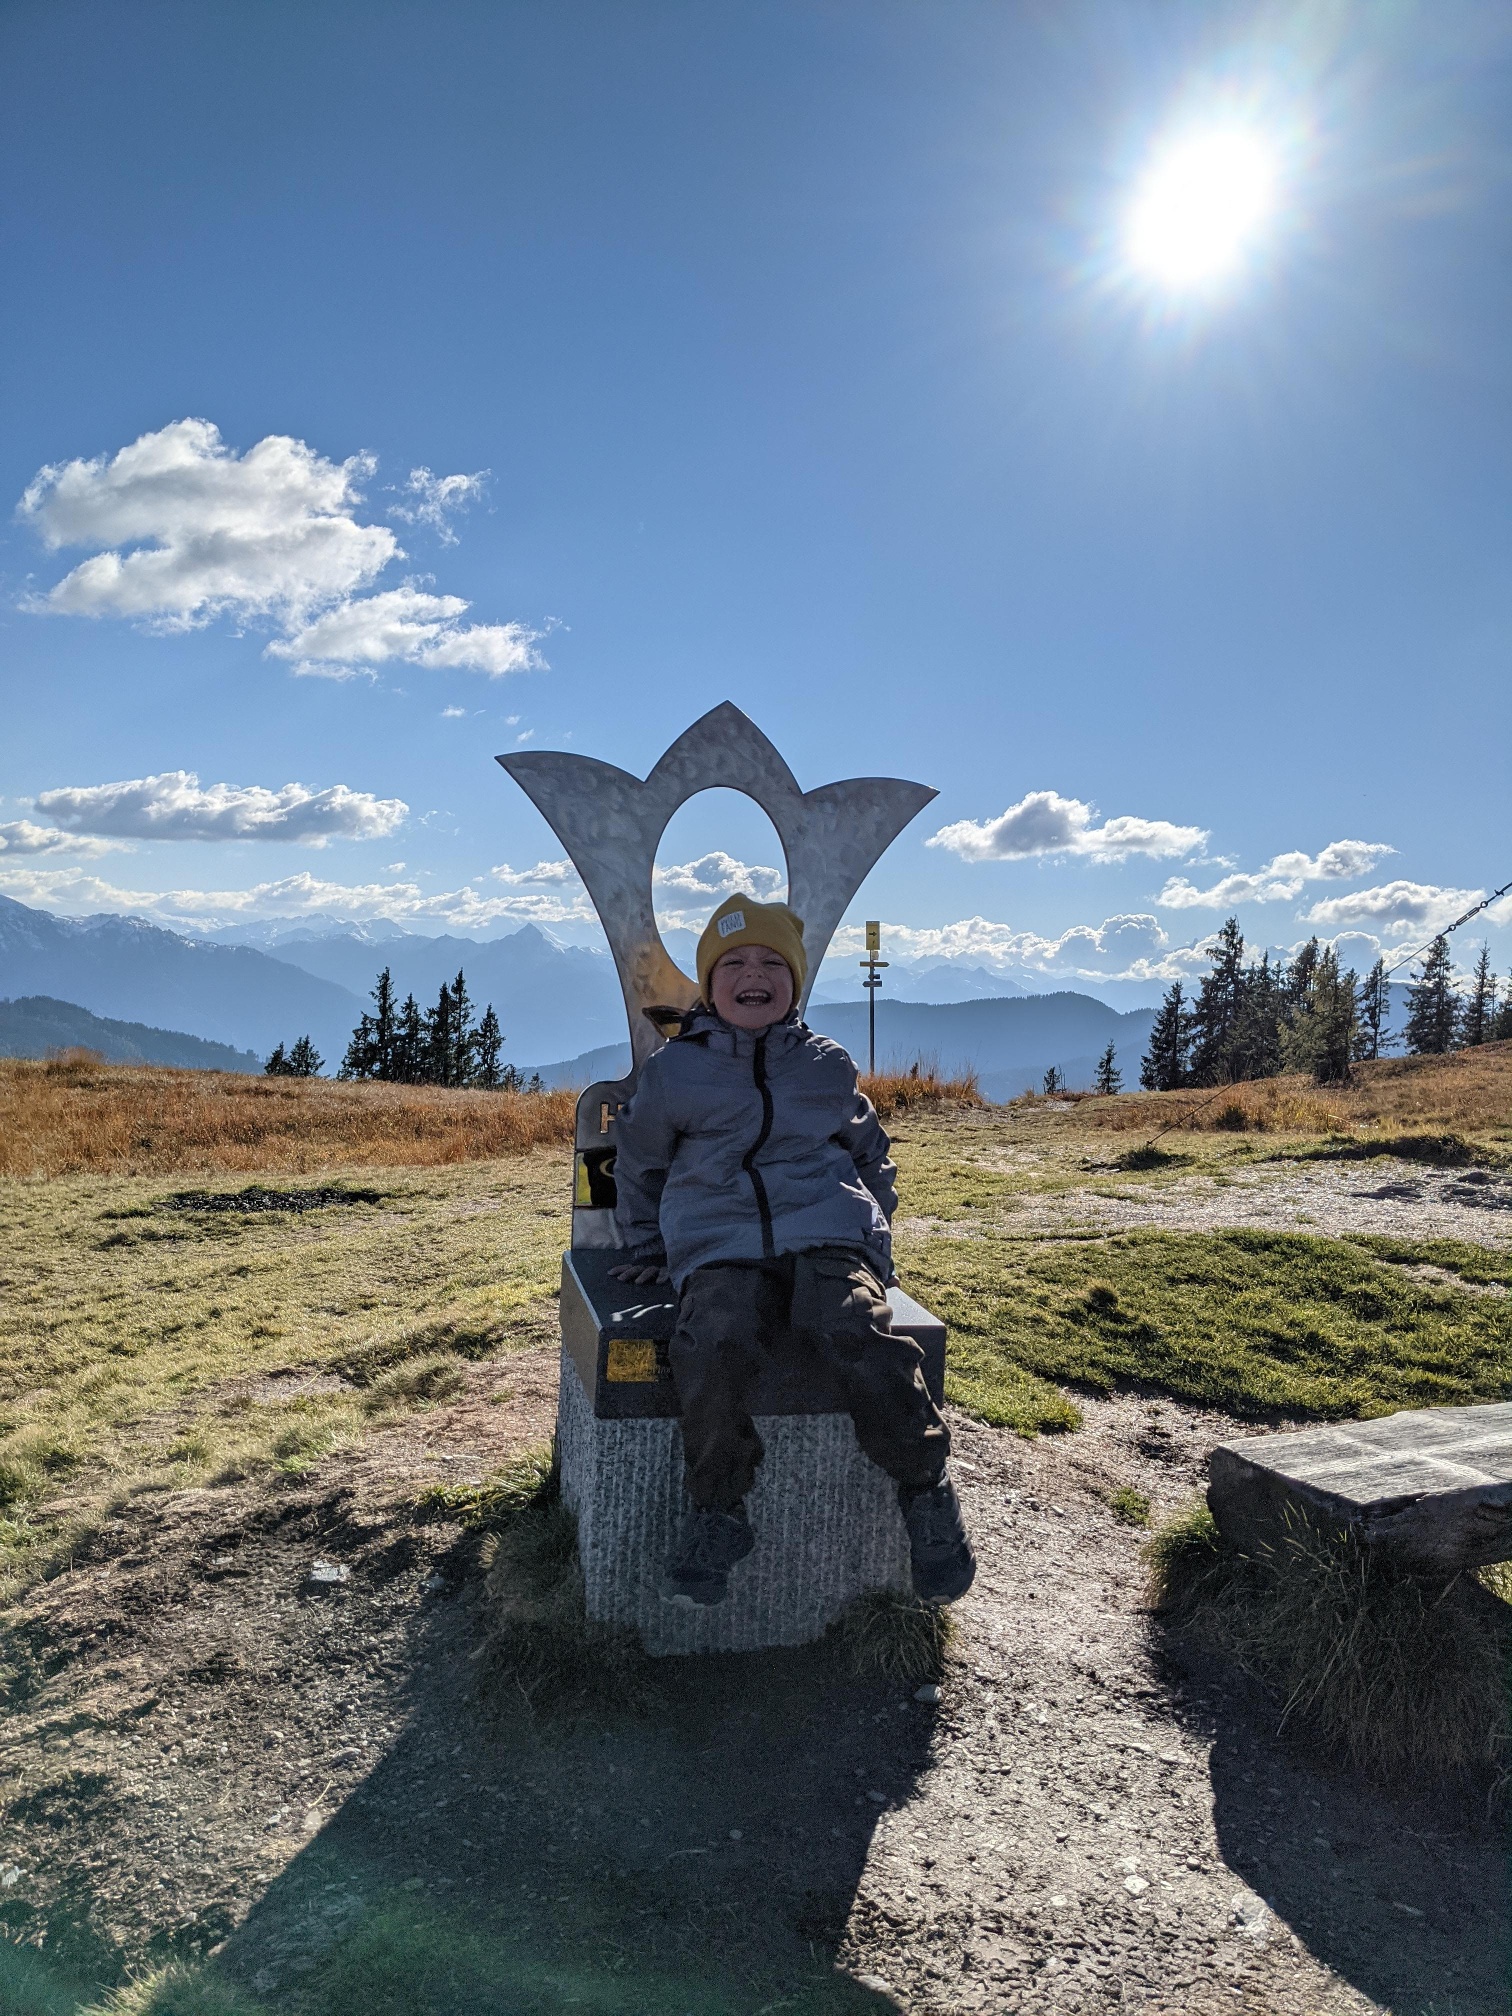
[1,1349,1506,2014]
[1,1152,1508,2014]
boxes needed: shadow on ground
[1157,1639,1511,2016]
[3,1496,933,2015]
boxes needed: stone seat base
[556,1344,910,1656]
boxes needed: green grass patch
[911,1227,1512,1421]
[1105,1485,1152,1526]
[416,1444,558,1526]
[1147,1501,1512,1796]
[1347,1235,1512,1291]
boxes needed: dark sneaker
[660,1506,756,1607]
[899,1475,976,1605]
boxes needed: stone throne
[498,703,946,1654]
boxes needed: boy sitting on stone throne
[610,893,977,1610]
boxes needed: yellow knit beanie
[696,894,807,1004]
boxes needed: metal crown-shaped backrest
[497,701,936,1245]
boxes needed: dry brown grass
[1079,1042,1512,1145]
[0,1053,577,1178]
[860,1064,984,1120]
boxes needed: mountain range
[0,995,261,1072]
[526,993,1158,1102]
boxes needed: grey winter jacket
[613,1006,897,1288]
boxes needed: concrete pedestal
[557,1344,910,1655]
[552,1246,944,1656]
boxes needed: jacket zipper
[741,1032,776,1259]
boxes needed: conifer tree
[1281,945,1356,1084]
[1093,1040,1121,1095]
[1042,1065,1064,1095]
[425,979,457,1086]
[287,1035,323,1077]
[473,1004,505,1088]
[1140,982,1189,1091]
[1404,937,1458,1056]
[370,967,397,1079]
[1187,918,1247,1084]
[1231,950,1282,1082]
[395,993,425,1082]
[1355,958,1393,1061]
[449,969,477,1085]
[1460,947,1495,1048]
[1493,977,1512,1043]
[264,1042,290,1076]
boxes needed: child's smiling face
[710,943,795,1030]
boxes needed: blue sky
[2,0,1508,996]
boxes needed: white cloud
[653,853,785,903]
[17,419,542,683]
[18,419,395,627]
[0,820,119,858]
[1302,880,1484,937]
[1159,839,1395,908]
[0,864,595,932]
[928,791,1206,864]
[823,911,1215,983]
[34,771,407,846]
[390,467,488,544]
[440,705,468,719]
[490,858,583,888]
[269,586,542,680]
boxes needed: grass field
[0,1048,1507,1591]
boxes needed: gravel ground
[1,1336,1505,2015]
[903,1158,1512,1247]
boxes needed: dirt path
[1,1341,1504,2016]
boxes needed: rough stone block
[557,1344,910,1655]
[1208,1403,1512,1575]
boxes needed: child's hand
[609,1262,670,1285]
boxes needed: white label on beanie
[717,909,746,937]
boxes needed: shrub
[831,1589,956,1681]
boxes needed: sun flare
[1126,129,1276,289]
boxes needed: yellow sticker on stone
[573,1154,593,1206]
[606,1339,658,1383]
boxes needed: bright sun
[1126,129,1276,289]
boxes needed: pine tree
[1494,975,1512,1043]
[1093,1040,1121,1095]
[473,1004,505,1088]
[1281,945,1357,1084]
[449,969,477,1086]
[1355,958,1393,1061]
[424,980,456,1086]
[264,1042,290,1076]
[394,993,425,1082]
[1460,947,1495,1048]
[1187,918,1248,1084]
[1404,937,1458,1055]
[1042,1065,1064,1095]
[1230,951,1282,1083]
[287,1035,323,1077]
[1140,982,1189,1091]
[370,967,397,1079]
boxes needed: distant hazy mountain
[0,895,363,1064]
[810,963,1026,1007]
[257,922,626,1066]
[524,991,1157,1101]
[0,994,261,1071]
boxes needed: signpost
[860,919,887,1077]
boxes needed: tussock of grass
[0,1056,576,1179]
[417,1444,558,1525]
[79,1961,267,2014]
[334,1307,519,1388]
[911,1227,1512,1422]
[1147,1501,1512,1797]
[831,1589,956,1681]
[860,1064,984,1120]
[1105,1485,1152,1526]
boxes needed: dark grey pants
[669,1246,949,1512]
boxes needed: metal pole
[860,921,886,1079]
